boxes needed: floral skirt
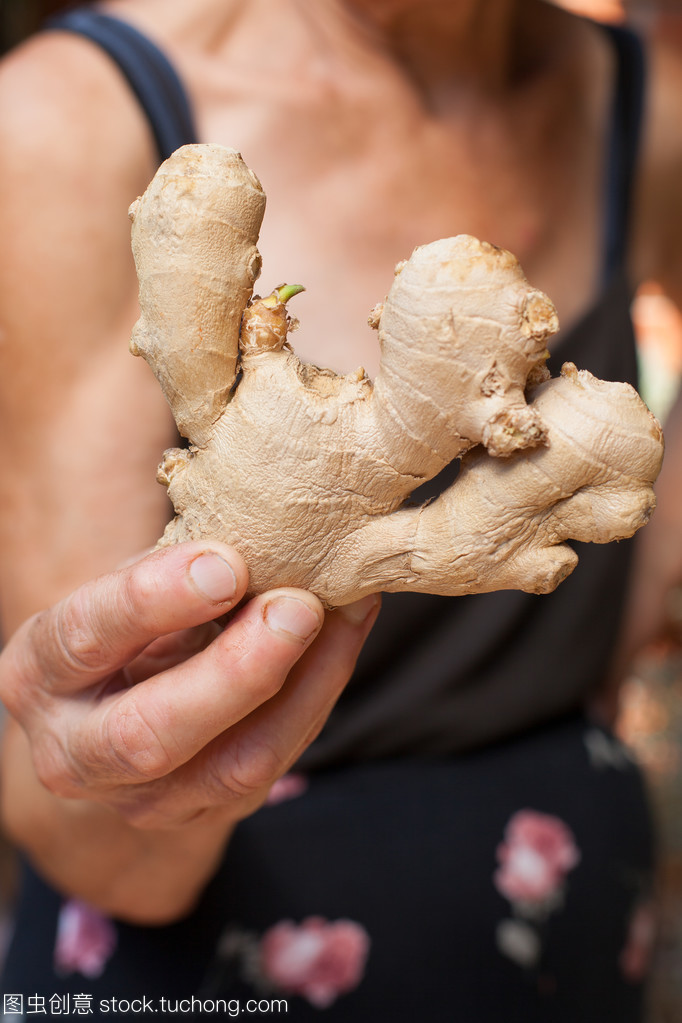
[2,714,656,1022]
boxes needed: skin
[0,0,680,921]
[0,543,379,922]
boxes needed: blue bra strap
[602,25,646,284]
[44,8,198,163]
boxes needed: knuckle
[215,629,287,704]
[32,732,84,799]
[0,618,44,718]
[236,667,285,709]
[110,791,176,831]
[103,701,176,782]
[122,563,158,621]
[49,595,114,677]
[251,669,287,705]
[32,563,165,688]
[208,734,282,804]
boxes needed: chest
[192,64,607,376]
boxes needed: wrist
[1,722,236,924]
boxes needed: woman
[0,1,680,1019]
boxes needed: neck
[107,0,556,100]
[336,0,525,93]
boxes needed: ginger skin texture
[129,144,664,608]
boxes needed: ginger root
[129,144,663,607]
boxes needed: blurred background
[0,1,681,1020]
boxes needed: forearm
[1,720,234,925]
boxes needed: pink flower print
[259,916,370,1008]
[54,899,117,978]
[494,809,581,910]
[265,773,309,805]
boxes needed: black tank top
[45,9,646,766]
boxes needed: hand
[0,542,380,832]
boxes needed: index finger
[4,542,249,704]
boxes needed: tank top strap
[601,24,646,285]
[44,7,198,163]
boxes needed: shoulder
[0,30,163,389]
[631,26,682,302]
[0,29,161,321]
[0,29,157,210]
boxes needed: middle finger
[74,589,324,786]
